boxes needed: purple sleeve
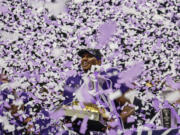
[102,68,129,94]
[62,75,82,105]
[119,83,129,94]
[62,87,75,105]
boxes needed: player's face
[81,53,100,72]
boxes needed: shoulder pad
[66,75,83,87]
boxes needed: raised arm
[62,75,83,105]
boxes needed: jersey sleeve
[62,75,83,105]
[101,68,129,94]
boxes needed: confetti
[0,0,179,134]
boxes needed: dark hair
[78,49,102,60]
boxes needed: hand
[115,95,130,106]
[120,105,135,123]
[106,118,116,130]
